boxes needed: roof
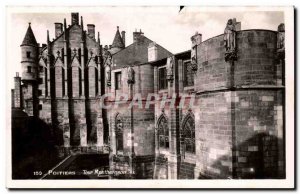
[148,50,191,66]
[112,35,172,68]
[21,23,38,47]
[111,27,124,48]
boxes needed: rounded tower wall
[195,30,279,92]
[21,45,38,81]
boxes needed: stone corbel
[225,50,238,62]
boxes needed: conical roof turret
[21,23,38,47]
[111,26,124,49]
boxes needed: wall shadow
[197,132,285,179]
[11,108,61,179]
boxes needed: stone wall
[233,90,284,178]
[195,92,233,179]
[35,22,104,150]
[193,29,285,179]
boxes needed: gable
[87,57,97,68]
[54,57,64,68]
[68,25,83,48]
[71,55,81,68]
[38,57,47,68]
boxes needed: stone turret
[21,23,38,81]
[110,26,125,54]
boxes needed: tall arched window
[115,114,124,152]
[182,115,195,154]
[157,116,169,149]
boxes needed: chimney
[121,31,126,47]
[133,29,144,43]
[71,13,79,25]
[55,23,63,37]
[14,72,21,108]
[148,42,158,62]
[87,24,95,39]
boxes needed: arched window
[157,116,169,149]
[115,114,124,152]
[182,115,195,154]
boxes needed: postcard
[6,6,295,189]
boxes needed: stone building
[11,13,285,179]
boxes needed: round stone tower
[20,22,39,117]
[20,23,38,81]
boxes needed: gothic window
[182,115,195,154]
[115,72,122,90]
[158,116,169,149]
[184,61,194,87]
[158,67,167,90]
[115,114,124,152]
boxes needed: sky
[7,6,284,89]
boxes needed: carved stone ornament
[191,46,198,71]
[105,55,112,86]
[277,23,285,60]
[190,32,201,71]
[191,31,201,47]
[127,66,135,84]
[224,19,237,62]
[166,56,174,81]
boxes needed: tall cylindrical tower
[20,23,39,116]
[20,23,38,81]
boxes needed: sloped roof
[112,35,172,68]
[111,27,124,48]
[21,23,38,47]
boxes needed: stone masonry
[11,13,285,179]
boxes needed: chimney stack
[14,72,21,108]
[55,23,63,37]
[87,24,95,39]
[71,13,79,25]
[133,29,144,43]
[121,31,126,47]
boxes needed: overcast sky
[7,7,284,89]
